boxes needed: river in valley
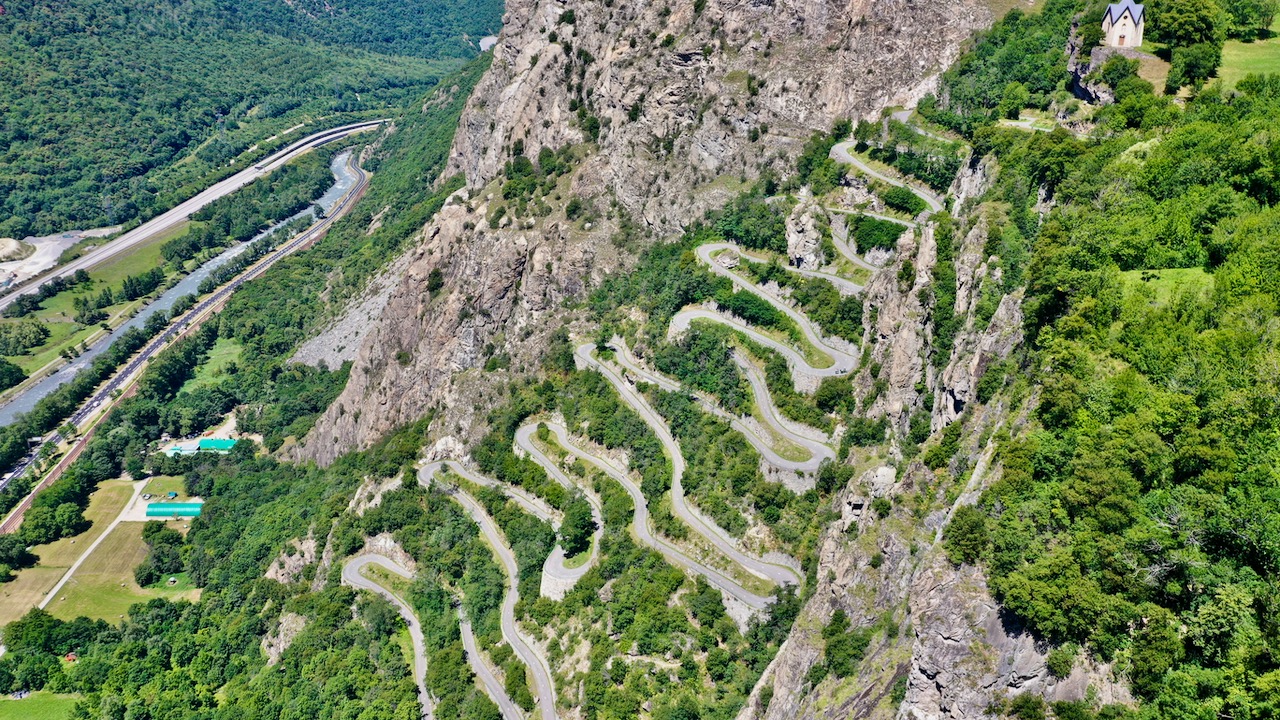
[0,150,357,427]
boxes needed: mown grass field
[983,0,1045,17]
[47,522,199,622]
[1220,22,1280,89]
[1136,52,1172,93]
[1121,267,1212,305]
[0,567,63,627]
[143,475,188,499]
[0,479,135,625]
[180,337,243,392]
[0,692,80,720]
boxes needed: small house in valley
[1102,1,1144,47]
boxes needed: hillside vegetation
[2,1,1280,719]
[918,2,1280,717]
[0,0,501,239]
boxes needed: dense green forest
[5,0,1280,717]
[215,0,504,58]
[0,50,500,719]
[0,50,488,550]
[0,0,501,238]
[920,1,1280,717]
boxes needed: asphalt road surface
[419,459,596,598]
[513,425,605,592]
[709,242,865,296]
[825,209,899,273]
[419,466,559,720]
[696,242,860,373]
[829,139,945,214]
[0,120,384,313]
[575,343,804,590]
[458,611,523,720]
[669,308,851,382]
[607,339,833,477]
[37,481,146,611]
[533,420,773,612]
[0,149,371,528]
[342,555,435,719]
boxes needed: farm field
[0,480,135,625]
[46,521,199,623]
[0,692,80,720]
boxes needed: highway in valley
[0,149,373,533]
[0,120,384,313]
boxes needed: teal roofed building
[146,501,204,518]
[163,438,239,457]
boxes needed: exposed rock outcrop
[858,224,935,435]
[264,532,317,585]
[290,250,414,370]
[276,0,1128,717]
[901,557,1132,720]
[360,533,418,573]
[741,442,1127,720]
[261,611,307,666]
[298,0,992,465]
[787,198,825,270]
[932,218,1023,430]
[949,154,997,215]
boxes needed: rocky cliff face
[283,0,1138,715]
[733,163,1122,718]
[298,0,992,465]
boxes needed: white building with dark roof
[1102,1,1145,47]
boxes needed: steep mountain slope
[3,0,1276,718]
[0,0,501,238]
[298,0,991,465]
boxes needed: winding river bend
[0,150,359,427]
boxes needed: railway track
[0,152,371,533]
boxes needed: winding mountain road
[575,343,803,589]
[829,139,945,214]
[419,460,595,600]
[419,465,559,720]
[696,243,860,369]
[713,243,864,296]
[826,208,909,272]
[342,555,435,719]
[608,339,832,475]
[458,612,524,720]
[669,308,852,383]
[532,420,773,611]
[512,425,604,590]
[782,262,864,296]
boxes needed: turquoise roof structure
[146,502,203,518]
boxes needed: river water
[0,150,356,427]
